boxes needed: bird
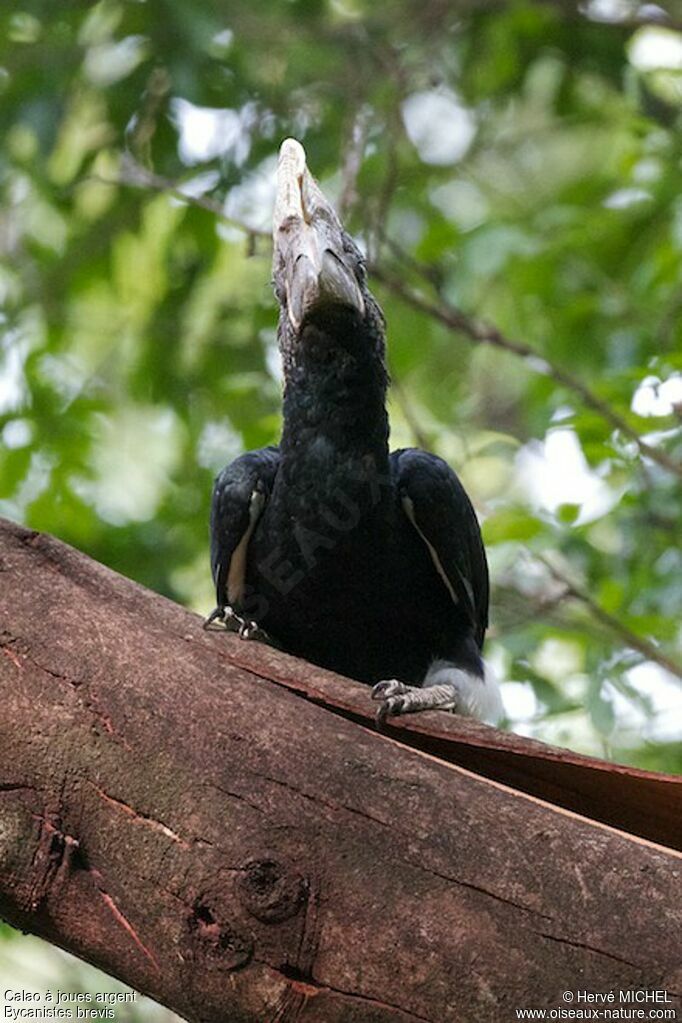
[207,138,503,724]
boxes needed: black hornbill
[208,139,503,723]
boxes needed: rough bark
[0,516,681,1023]
[223,623,682,853]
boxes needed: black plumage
[209,140,502,722]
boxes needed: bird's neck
[279,324,389,470]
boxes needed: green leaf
[556,503,581,524]
[482,508,544,544]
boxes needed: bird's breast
[244,490,463,684]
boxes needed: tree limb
[537,553,682,681]
[1,518,681,1022]
[371,266,682,481]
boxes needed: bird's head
[272,138,383,366]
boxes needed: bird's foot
[202,606,262,640]
[203,606,227,630]
[372,679,424,724]
[371,679,457,725]
[236,616,262,640]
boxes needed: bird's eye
[272,277,286,305]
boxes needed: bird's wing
[391,448,489,648]
[210,446,280,611]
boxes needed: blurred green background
[1,0,681,1007]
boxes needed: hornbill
[208,139,503,724]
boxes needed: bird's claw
[371,679,412,725]
[203,607,227,630]
[237,617,260,639]
[203,606,261,640]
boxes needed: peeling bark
[0,517,681,1023]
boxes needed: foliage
[1,0,681,769]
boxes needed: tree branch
[536,553,682,681]
[371,266,682,481]
[1,518,682,1021]
[338,106,372,220]
[96,155,271,240]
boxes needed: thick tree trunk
[0,516,680,1023]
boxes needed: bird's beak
[273,138,365,330]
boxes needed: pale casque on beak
[272,138,365,330]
